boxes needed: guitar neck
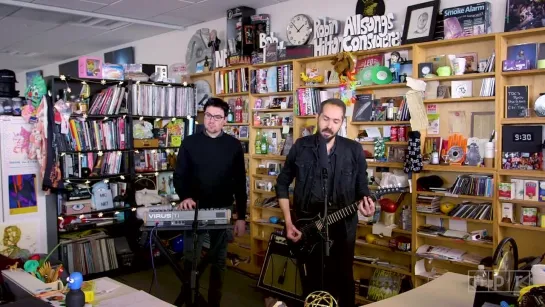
[325,201,360,226]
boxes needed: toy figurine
[65,272,85,307]
[208,30,221,70]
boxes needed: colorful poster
[1,121,38,169]
[0,221,38,259]
[8,174,38,215]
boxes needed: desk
[365,273,474,307]
[2,270,174,307]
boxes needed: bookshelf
[45,26,545,298]
[248,61,295,272]
[232,28,545,303]
[47,76,197,277]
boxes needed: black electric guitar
[284,185,405,259]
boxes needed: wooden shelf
[252,174,277,180]
[417,233,493,249]
[355,83,408,91]
[189,71,212,78]
[423,96,495,104]
[357,223,412,236]
[252,154,286,160]
[296,115,317,118]
[252,59,294,68]
[216,92,249,97]
[252,91,293,97]
[254,207,283,214]
[224,122,249,126]
[422,165,495,174]
[360,141,408,146]
[367,161,405,168]
[501,117,545,125]
[252,108,293,113]
[419,72,495,82]
[417,212,493,224]
[353,261,411,276]
[498,199,545,206]
[252,125,287,129]
[355,240,412,256]
[417,191,493,202]
[252,221,284,229]
[502,69,545,77]
[415,256,480,268]
[498,169,545,178]
[298,83,341,89]
[499,222,545,232]
[253,190,275,196]
[351,121,411,126]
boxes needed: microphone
[318,135,329,178]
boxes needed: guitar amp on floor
[257,234,305,302]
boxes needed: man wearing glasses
[174,98,247,307]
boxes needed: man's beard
[319,128,337,142]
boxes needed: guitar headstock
[372,184,406,200]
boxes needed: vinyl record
[357,66,374,86]
[371,66,393,85]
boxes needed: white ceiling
[0,0,288,72]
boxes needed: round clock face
[287,14,313,46]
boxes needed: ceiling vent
[0,49,40,57]
[70,16,129,30]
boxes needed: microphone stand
[190,202,201,307]
[320,168,331,290]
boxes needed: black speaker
[257,234,304,302]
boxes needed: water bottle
[474,265,488,289]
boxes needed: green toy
[23,259,44,281]
[25,75,47,108]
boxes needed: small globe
[304,291,338,307]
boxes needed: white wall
[16,0,507,91]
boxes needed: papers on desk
[97,290,174,307]
[94,278,120,296]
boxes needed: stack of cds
[131,84,196,117]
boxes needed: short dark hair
[204,98,229,117]
[319,98,346,117]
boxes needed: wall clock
[286,14,313,46]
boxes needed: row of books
[63,152,128,177]
[130,84,196,117]
[252,65,293,94]
[449,175,494,197]
[479,78,495,97]
[62,118,127,152]
[88,85,126,115]
[60,236,120,275]
[447,202,493,220]
[135,149,177,173]
[295,88,332,116]
[215,67,249,95]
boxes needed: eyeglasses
[204,112,224,121]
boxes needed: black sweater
[174,132,247,218]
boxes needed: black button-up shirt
[309,140,337,213]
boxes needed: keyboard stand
[142,225,233,306]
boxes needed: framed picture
[402,1,439,44]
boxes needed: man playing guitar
[275,99,375,307]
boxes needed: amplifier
[145,207,231,227]
[257,234,304,302]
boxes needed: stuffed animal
[25,75,47,109]
[331,52,356,83]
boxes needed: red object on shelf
[379,198,398,213]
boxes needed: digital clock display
[513,132,534,142]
